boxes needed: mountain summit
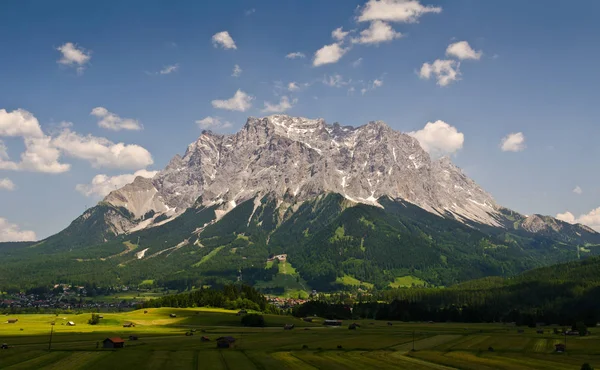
[6,115,597,292]
[104,115,500,233]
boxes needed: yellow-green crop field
[1,308,599,369]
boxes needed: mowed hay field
[1,308,599,369]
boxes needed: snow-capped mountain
[103,115,501,233]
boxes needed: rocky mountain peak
[103,115,504,233]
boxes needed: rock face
[102,115,505,233]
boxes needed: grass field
[1,308,599,369]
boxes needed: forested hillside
[0,193,598,294]
[295,256,600,326]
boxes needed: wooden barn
[103,337,125,349]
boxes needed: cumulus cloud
[212,31,237,50]
[52,129,153,170]
[0,178,15,191]
[195,116,233,130]
[322,74,350,88]
[262,96,297,113]
[557,208,600,232]
[446,41,482,60]
[332,27,350,41]
[211,89,254,111]
[285,52,306,59]
[0,109,70,173]
[19,137,71,173]
[573,186,583,195]
[0,109,45,138]
[313,43,349,66]
[90,107,142,131]
[76,169,158,198]
[0,218,37,242]
[358,0,442,23]
[288,82,300,91]
[352,20,402,45]
[56,42,91,74]
[232,64,242,77]
[409,120,465,158]
[500,132,526,152]
[419,59,461,86]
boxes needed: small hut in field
[216,336,235,348]
[103,337,125,349]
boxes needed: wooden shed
[103,337,125,349]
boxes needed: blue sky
[1,0,599,240]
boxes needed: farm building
[267,254,287,262]
[169,314,177,318]
[67,321,76,326]
[6,319,18,324]
[323,320,342,326]
[123,322,135,328]
[103,337,125,349]
[216,336,235,348]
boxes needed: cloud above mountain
[409,120,465,158]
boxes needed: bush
[241,313,265,327]
[88,313,100,325]
[581,364,593,370]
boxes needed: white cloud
[211,89,254,111]
[500,132,526,152]
[56,42,91,74]
[313,43,349,66]
[358,0,442,23]
[262,96,297,113]
[409,120,465,158]
[352,58,363,67]
[245,8,256,16]
[446,41,482,60]
[212,31,237,50]
[557,208,600,232]
[352,21,402,45]
[288,82,300,91]
[0,109,44,138]
[0,178,15,191]
[76,169,158,198]
[19,137,71,173]
[159,64,179,74]
[419,59,461,86]
[361,78,384,95]
[0,110,70,173]
[52,129,153,170]
[0,218,37,242]
[573,186,583,195]
[232,64,242,77]
[285,52,306,59]
[90,107,143,131]
[322,74,350,88]
[332,27,350,41]
[195,116,233,130]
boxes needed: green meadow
[1,308,599,369]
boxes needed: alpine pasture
[0,308,598,369]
